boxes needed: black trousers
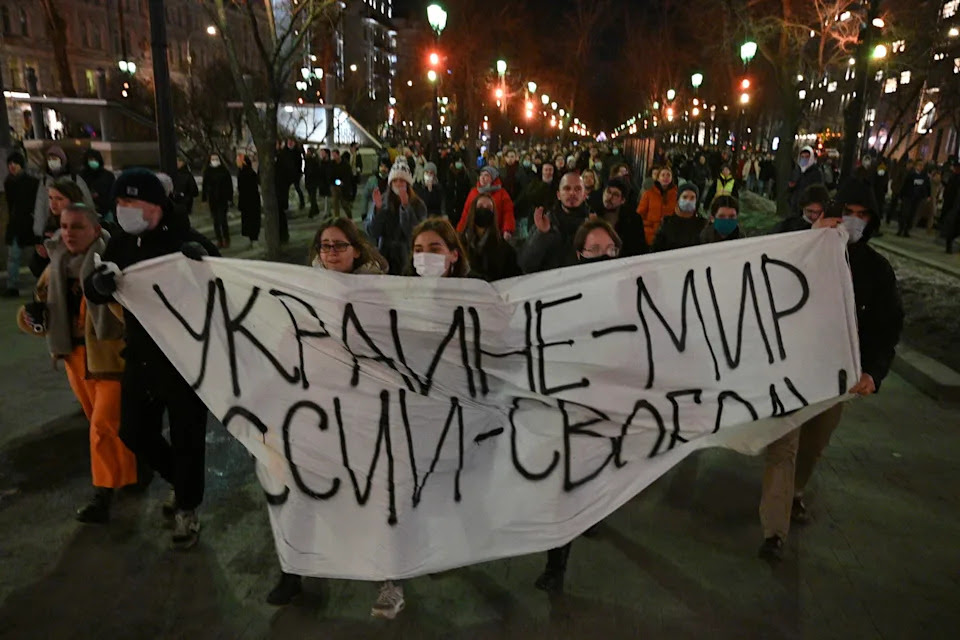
[119,362,209,511]
[210,203,229,243]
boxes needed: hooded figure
[79,149,116,216]
[788,145,824,213]
[456,165,516,236]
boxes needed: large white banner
[115,229,859,580]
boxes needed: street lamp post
[738,40,757,151]
[427,4,447,161]
[690,73,703,146]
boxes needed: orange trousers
[63,347,138,489]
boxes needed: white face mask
[425,173,435,185]
[413,252,448,277]
[117,205,151,235]
[391,183,406,197]
[47,158,62,172]
[842,215,868,244]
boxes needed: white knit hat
[387,158,414,185]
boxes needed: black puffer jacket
[652,214,706,252]
[84,206,219,372]
[848,241,903,388]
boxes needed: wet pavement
[1,371,958,639]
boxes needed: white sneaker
[172,509,200,550]
[371,580,404,619]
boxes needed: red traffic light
[428,52,440,67]
[740,78,751,90]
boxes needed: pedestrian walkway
[0,373,957,638]
[872,224,960,278]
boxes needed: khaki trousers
[759,404,844,539]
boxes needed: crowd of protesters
[3,131,919,619]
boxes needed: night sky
[395,0,628,130]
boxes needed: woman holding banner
[535,218,624,594]
[267,219,388,606]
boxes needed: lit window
[943,1,958,19]
[827,81,837,93]
[884,78,898,93]
[892,40,905,53]
[875,71,883,82]
[900,70,911,84]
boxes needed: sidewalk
[0,372,957,638]
[871,225,960,278]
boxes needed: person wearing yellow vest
[704,164,740,207]
[16,203,137,523]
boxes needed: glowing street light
[739,92,750,105]
[206,25,217,36]
[691,72,703,89]
[429,52,440,66]
[496,59,507,76]
[740,40,758,65]
[427,4,448,35]
[527,81,537,93]
[872,44,888,59]
[427,69,438,82]
[541,94,550,105]
[495,87,504,99]
[666,88,676,101]
[551,101,558,110]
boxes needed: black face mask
[474,207,495,228]
[578,254,614,265]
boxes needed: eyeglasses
[318,241,352,253]
[581,245,620,258]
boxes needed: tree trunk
[254,107,281,260]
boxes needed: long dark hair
[309,217,385,272]
[408,217,470,278]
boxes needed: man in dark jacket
[897,162,931,237]
[304,146,322,219]
[652,182,706,252]
[514,161,557,235]
[279,138,305,211]
[79,148,116,217]
[172,157,199,216]
[758,177,903,562]
[772,184,831,233]
[599,177,647,256]
[3,152,40,297]
[519,171,590,273]
[445,157,473,227]
[201,154,234,248]
[84,169,219,551]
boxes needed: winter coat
[898,171,931,209]
[19,231,125,379]
[600,207,648,257]
[202,164,233,209]
[84,206,219,377]
[652,214,707,252]
[699,222,743,244]
[460,229,522,282]
[278,145,303,183]
[848,241,903,388]
[172,166,199,215]
[4,171,40,246]
[514,179,557,221]
[368,195,427,276]
[445,168,473,226]
[500,163,528,202]
[518,202,590,273]
[304,153,322,190]
[788,163,825,213]
[79,149,116,216]
[457,179,516,234]
[415,181,444,217]
[636,182,678,245]
[330,158,353,191]
[237,163,261,241]
[772,215,812,234]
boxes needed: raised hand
[533,207,551,233]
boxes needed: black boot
[758,535,784,562]
[534,543,571,593]
[76,488,112,524]
[266,572,302,605]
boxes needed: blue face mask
[714,217,738,236]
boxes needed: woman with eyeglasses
[534,217,623,595]
[308,217,387,274]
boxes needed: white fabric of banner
[114,229,860,580]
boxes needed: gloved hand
[181,241,209,262]
[92,254,122,296]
